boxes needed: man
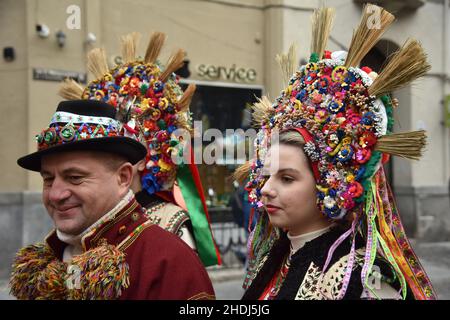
[10,99,215,300]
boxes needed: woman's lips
[265,204,281,215]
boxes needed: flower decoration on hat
[58,32,195,194]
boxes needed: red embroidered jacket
[45,196,215,300]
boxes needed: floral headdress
[58,32,221,267]
[59,32,193,193]
[238,5,436,299]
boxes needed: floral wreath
[59,32,194,194]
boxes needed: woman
[236,5,437,300]
[243,131,406,299]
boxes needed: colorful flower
[355,148,372,164]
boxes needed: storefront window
[180,81,263,213]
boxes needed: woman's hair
[233,130,306,183]
[278,130,306,147]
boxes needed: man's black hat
[17,100,147,171]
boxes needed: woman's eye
[281,176,294,183]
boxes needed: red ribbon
[292,127,320,180]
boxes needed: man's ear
[117,162,134,191]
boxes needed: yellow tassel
[178,83,196,112]
[121,32,141,63]
[144,32,166,64]
[160,49,185,82]
[58,78,84,100]
[310,7,335,59]
[252,96,274,129]
[345,4,395,67]
[375,130,427,160]
[276,43,297,85]
[368,39,430,97]
[87,48,109,79]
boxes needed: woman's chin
[267,216,287,229]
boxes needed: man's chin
[54,221,86,235]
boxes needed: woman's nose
[261,177,277,199]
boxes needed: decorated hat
[238,5,436,299]
[17,99,147,172]
[58,32,221,267]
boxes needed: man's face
[41,151,131,235]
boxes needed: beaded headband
[36,111,122,150]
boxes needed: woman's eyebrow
[261,167,301,175]
[277,168,300,174]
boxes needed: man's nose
[47,177,71,203]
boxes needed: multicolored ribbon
[377,168,437,299]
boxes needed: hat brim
[17,136,147,172]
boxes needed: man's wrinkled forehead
[40,150,107,173]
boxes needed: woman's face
[260,143,329,235]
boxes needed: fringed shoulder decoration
[345,4,395,67]
[9,243,67,300]
[69,239,129,300]
[9,241,130,300]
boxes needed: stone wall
[0,192,53,279]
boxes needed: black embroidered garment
[243,226,414,300]
[135,189,166,209]
[135,190,192,233]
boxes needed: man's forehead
[41,151,102,172]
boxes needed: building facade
[0,0,449,278]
